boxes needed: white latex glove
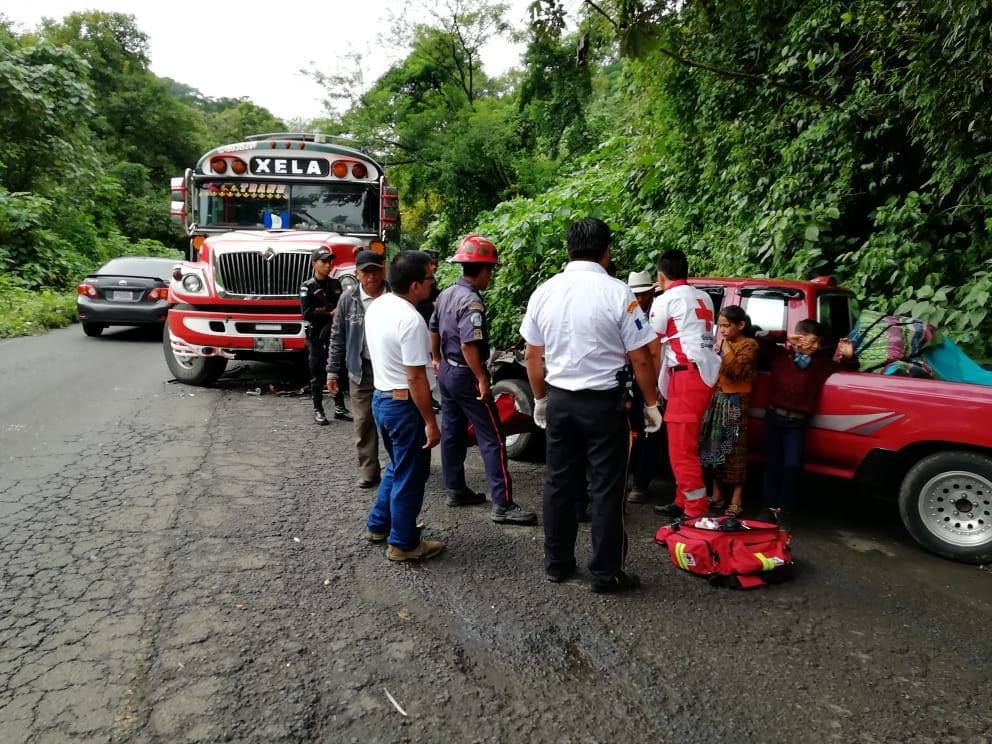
[643,403,663,434]
[533,396,548,430]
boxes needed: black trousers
[544,386,630,581]
[306,338,344,412]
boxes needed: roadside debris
[397,607,412,621]
[384,688,408,717]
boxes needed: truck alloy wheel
[899,451,992,564]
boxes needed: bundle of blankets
[847,310,992,386]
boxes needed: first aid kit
[655,515,794,589]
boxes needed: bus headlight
[182,274,204,293]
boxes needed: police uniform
[300,264,345,422]
[520,260,653,585]
[649,279,720,517]
[430,236,536,524]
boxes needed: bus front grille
[216,250,312,296]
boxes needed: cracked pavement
[1,325,990,743]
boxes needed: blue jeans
[366,391,431,550]
[761,409,807,511]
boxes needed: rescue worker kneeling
[429,235,537,525]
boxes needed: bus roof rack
[245,132,365,145]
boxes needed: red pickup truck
[489,275,992,564]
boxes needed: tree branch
[580,0,838,108]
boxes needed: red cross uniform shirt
[649,280,721,398]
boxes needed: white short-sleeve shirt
[520,261,653,391]
[364,293,430,392]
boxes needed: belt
[375,388,411,400]
[444,357,467,367]
[768,405,807,420]
[670,363,697,373]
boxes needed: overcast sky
[6,0,542,122]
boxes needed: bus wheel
[899,450,992,564]
[163,326,227,386]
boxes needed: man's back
[523,262,649,391]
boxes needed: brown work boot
[365,530,387,543]
[386,539,444,562]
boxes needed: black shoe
[626,486,648,505]
[334,405,353,421]
[575,506,591,523]
[447,488,487,507]
[591,571,641,594]
[358,476,380,489]
[654,503,683,519]
[492,503,537,525]
[313,409,329,426]
[546,561,577,583]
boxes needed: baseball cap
[355,250,385,270]
[627,270,655,293]
[312,248,334,262]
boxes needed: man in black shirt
[300,248,352,425]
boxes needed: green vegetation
[317,0,992,357]
[0,11,283,335]
[4,3,990,358]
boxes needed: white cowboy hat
[626,270,655,293]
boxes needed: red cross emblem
[694,299,713,327]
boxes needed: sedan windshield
[196,181,380,233]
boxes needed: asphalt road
[1,324,990,744]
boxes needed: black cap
[355,250,385,270]
[312,248,334,262]
[422,249,438,262]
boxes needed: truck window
[742,295,787,332]
[818,293,856,339]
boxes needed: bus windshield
[196,181,380,233]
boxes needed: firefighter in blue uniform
[300,248,352,425]
[429,235,537,525]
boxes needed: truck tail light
[331,161,348,178]
[351,163,367,179]
[77,283,99,298]
[211,158,228,174]
[231,159,247,174]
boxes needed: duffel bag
[655,516,794,589]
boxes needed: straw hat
[626,270,655,293]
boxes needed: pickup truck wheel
[492,378,544,461]
[899,451,992,564]
[163,326,227,386]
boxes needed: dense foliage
[4,3,990,359]
[0,11,284,301]
[318,0,992,358]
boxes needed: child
[699,306,759,516]
[756,319,856,529]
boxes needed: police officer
[429,235,537,525]
[300,248,352,425]
[520,219,662,593]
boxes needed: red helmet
[449,234,498,264]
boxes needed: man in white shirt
[364,251,443,562]
[520,218,663,593]
[649,249,720,520]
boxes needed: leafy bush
[0,277,76,337]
